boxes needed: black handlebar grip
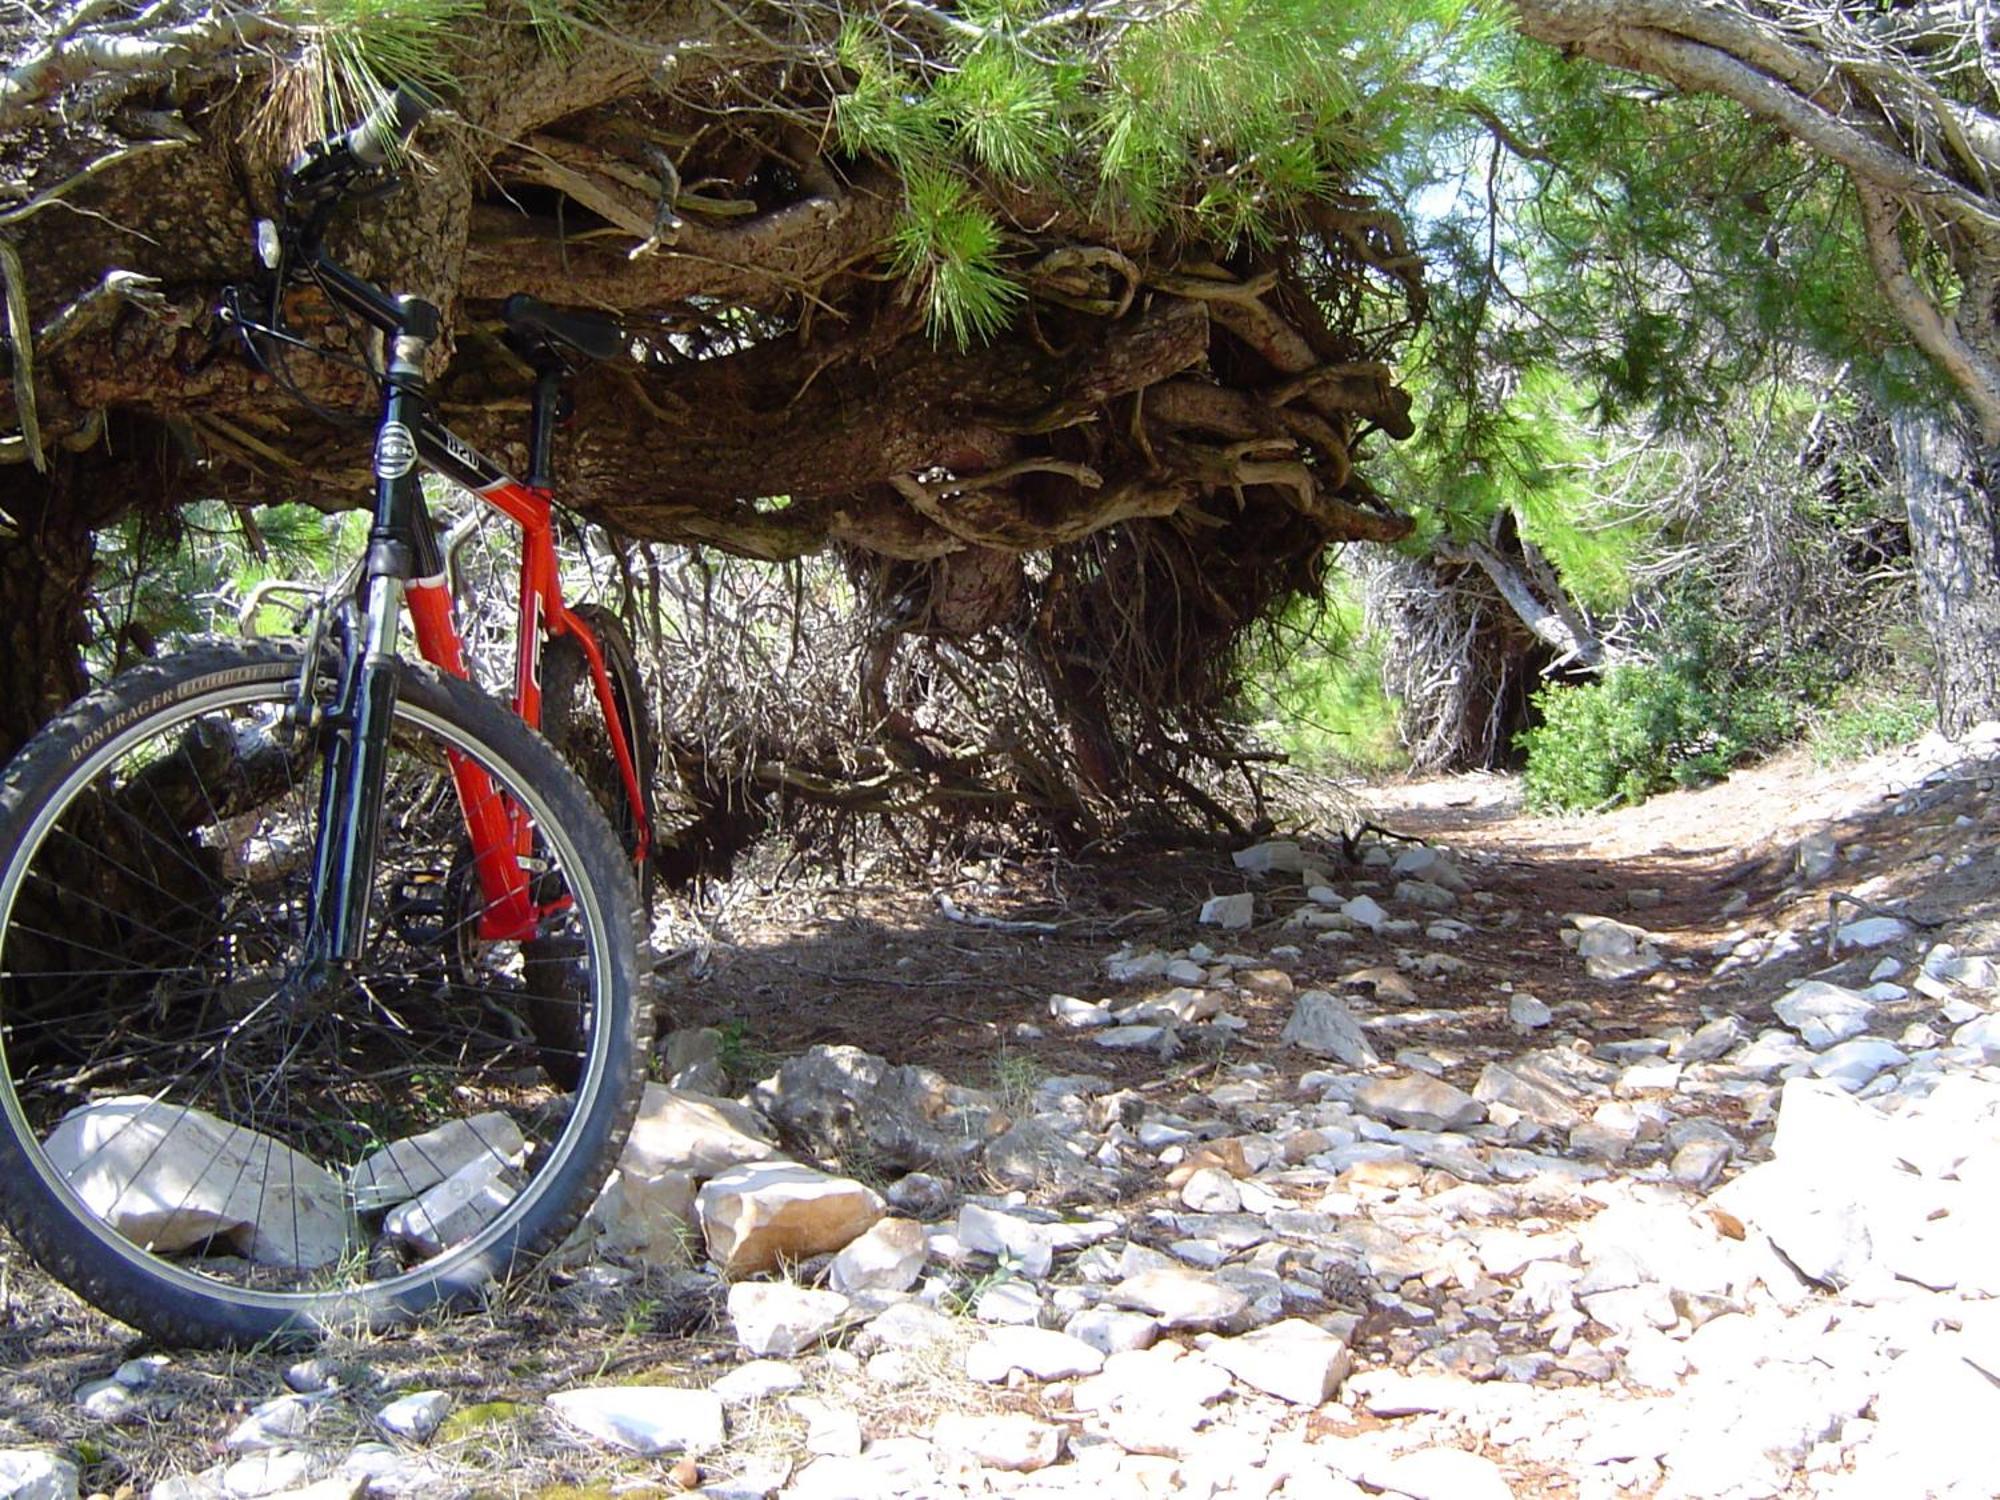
[345,81,442,168]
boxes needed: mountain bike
[0,86,658,1346]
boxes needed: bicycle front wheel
[0,643,649,1346]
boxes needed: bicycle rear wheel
[0,642,649,1346]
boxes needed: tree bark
[1891,406,2000,735]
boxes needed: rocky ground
[2,723,1999,1500]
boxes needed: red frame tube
[405,476,651,940]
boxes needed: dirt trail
[0,727,1993,1498]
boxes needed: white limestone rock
[1233,840,1307,875]
[932,1413,1063,1472]
[1676,1014,1745,1062]
[374,1391,450,1443]
[546,1386,725,1456]
[1204,1318,1352,1406]
[1354,1446,1515,1500]
[0,1450,78,1500]
[710,1360,805,1405]
[1048,994,1113,1029]
[1353,1075,1484,1132]
[43,1097,353,1270]
[622,1085,783,1179]
[1279,992,1379,1067]
[696,1162,883,1278]
[1199,893,1255,930]
[1340,895,1389,932]
[965,1327,1105,1383]
[572,1163,697,1265]
[382,1153,519,1257]
[1836,916,1909,949]
[349,1114,525,1211]
[829,1217,927,1296]
[1110,1268,1251,1330]
[1508,992,1552,1030]
[1063,1308,1160,1356]
[726,1282,852,1358]
[1774,981,1876,1049]
[1394,878,1458,913]
[1809,1037,1908,1091]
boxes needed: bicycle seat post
[527,363,564,492]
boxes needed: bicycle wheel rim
[0,662,628,1330]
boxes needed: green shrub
[1809,693,1934,765]
[1520,661,1803,811]
[1247,574,1407,775]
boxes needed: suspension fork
[302,311,435,967]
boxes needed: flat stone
[1392,847,1468,890]
[1092,1024,1177,1053]
[791,1397,862,1459]
[727,1282,851,1357]
[1063,1308,1160,1355]
[1508,993,1552,1029]
[710,1360,805,1405]
[932,1413,1063,1472]
[1341,895,1389,932]
[1205,1318,1352,1406]
[862,1301,958,1350]
[1279,992,1379,1067]
[1104,950,1171,982]
[373,1391,449,1443]
[965,1327,1105,1383]
[829,1218,926,1296]
[697,1162,883,1278]
[349,1114,525,1211]
[622,1085,783,1178]
[219,1450,314,1497]
[1353,1075,1483,1132]
[546,1387,725,1455]
[1677,1015,1745,1063]
[1049,994,1113,1029]
[43,1097,353,1270]
[957,1204,1059,1277]
[382,1154,519,1257]
[1180,1167,1241,1213]
[1809,1037,1908,1090]
[0,1450,78,1500]
[226,1394,327,1452]
[972,1279,1043,1325]
[1472,1060,1586,1130]
[1110,1269,1250,1330]
[1774,981,1876,1049]
[662,1026,729,1094]
[1355,1446,1515,1500]
[1395,879,1458,912]
[1199,893,1255,930]
[1234,840,1308,875]
[74,1379,139,1422]
[1836,916,1909,949]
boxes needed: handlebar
[283,81,442,207]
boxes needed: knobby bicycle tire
[0,642,651,1346]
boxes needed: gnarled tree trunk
[1892,407,2000,734]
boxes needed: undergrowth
[1810,692,1935,765]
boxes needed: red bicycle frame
[400,456,652,945]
